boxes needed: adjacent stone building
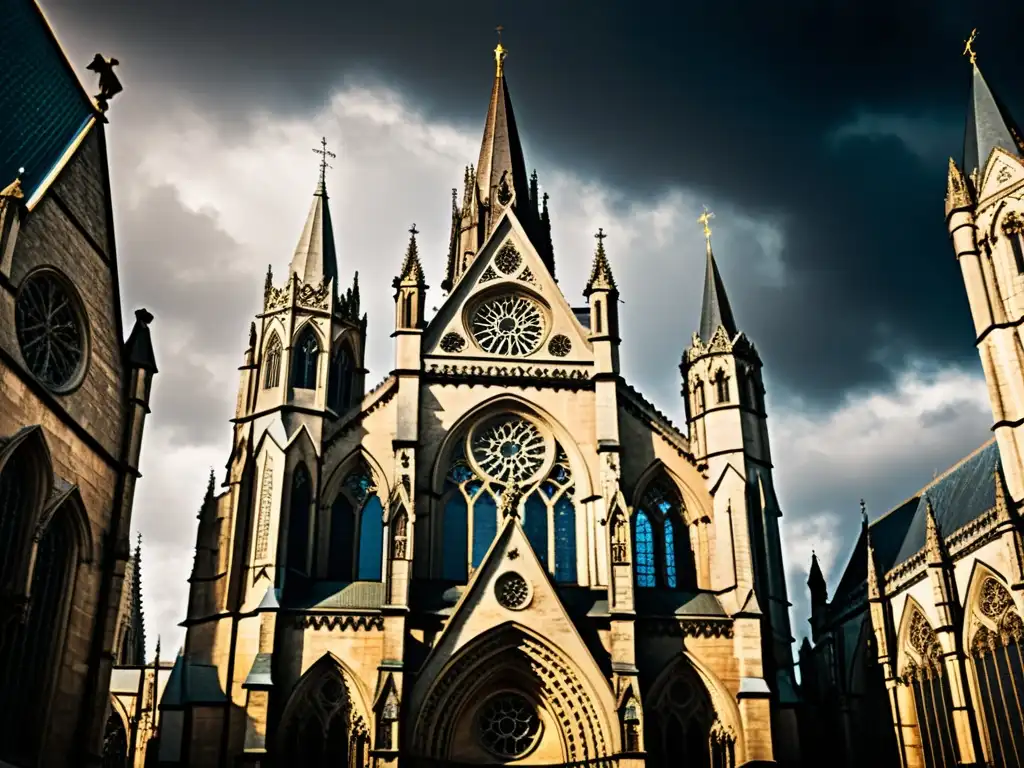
[147,39,801,767]
[801,45,1024,768]
[0,1,157,766]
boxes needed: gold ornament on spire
[698,206,715,251]
[963,28,978,67]
[495,25,507,75]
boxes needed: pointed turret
[924,498,945,564]
[394,224,427,332]
[698,232,738,343]
[807,552,826,602]
[584,228,617,297]
[584,228,620,374]
[290,140,340,289]
[866,528,882,600]
[963,39,1024,177]
[128,534,147,664]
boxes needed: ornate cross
[313,137,336,186]
[409,223,419,237]
[595,227,607,248]
[698,206,715,242]
[963,28,978,66]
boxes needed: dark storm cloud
[47,0,1024,409]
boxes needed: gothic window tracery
[287,464,313,575]
[0,502,76,764]
[101,710,128,767]
[646,663,720,768]
[263,333,282,388]
[470,294,546,356]
[441,418,577,583]
[901,607,959,767]
[291,326,320,390]
[632,477,695,589]
[328,344,355,412]
[279,663,367,766]
[15,270,87,392]
[967,576,1024,768]
[327,463,383,581]
[713,369,730,404]
[1004,212,1024,274]
[476,692,541,759]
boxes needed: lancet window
[328,344,356,413]
[900,607,959,767]
[101,710,128,767]
[278,662,369,767]
[713,369,730,404]
[632,477,695,590]
[967,576,1024,768]
[0,503,76,764]
[440,415,577,583]
[287,464,313,575]
[646,663,726,768]
[327,463,383,581]
[263,333,282,388]
[1004,213,1024,274]
[291,326,320,390]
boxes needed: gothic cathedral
[153,41,800,767]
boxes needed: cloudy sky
[43,0,1024,660]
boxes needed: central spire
[290,136,340,289]
[961,28,1024,176]
[697,207,738,343]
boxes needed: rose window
[15,272,86,391]
[494,571,530,609]
[470,294,545,356]
[471,417,547,483]
[477,692,540,758]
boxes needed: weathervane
[312,137,336,187]
[698,206,715,249]
[495,25,507,73]
[963,28,978,67]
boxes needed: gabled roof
[0,0,97,208]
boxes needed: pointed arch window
[287,464,312,575]
[713,369,730,404]
[102,710,128,767]
[0,503,76,763]
[902,608,959,766]
[693,379,706,412]
[291,327,320,390]
[632,477,696,589]
[1004,213,1024,274]
[328,344,356,413]
[279,662,369,765]
[441,437,578,583]
[263,333,283,388]
[326,464,383,581]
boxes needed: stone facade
[143,40,800,768]
[0,4,157,766]
[801,55,1024,768]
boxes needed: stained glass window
[523,492,548,566]
[325,465,382,582]
[635,478,695,589]
[263,333,282,388]
[291,327,320,389]
[441,493,468,581]
[472,492,498,567]
[327,495,354,580]
[329,345,354,411]
[554,495,577,583]
[288,465,312,574]
[664,519,678,589]
[15,271,86,392]
[634,511,656,587]
[357,495,383,580]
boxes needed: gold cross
[494,25,507,73]
[963,28,978,66]
[698,206,715,242]
[312,136,336,186]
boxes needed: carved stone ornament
[494,571,530,610]
[496,172,513,206]
[427,363,589,382]
[297,614,384,631]
[494,243,522,275]
[1003,211,1024,237]
[518,266,537,285]
[297,280,331,310]
[439,331,466,353]
[479,266,501,284]
[548,334,572,357]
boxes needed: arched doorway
[646,658,734,768]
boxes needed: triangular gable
[424,209,593,364]
[412,515,609,698]
[978,146,1024,203]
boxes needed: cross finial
[494,25,507,74]
[860,499,867,524]
[409,223,419,237]
[312,136,336,188]
[698,205,715,248]
[963,28,978,67]
[595,227,607,248]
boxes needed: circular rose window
[470,293,545,356]
[470,416,548,484]
[477,692,541,758]
[15,271,87,392]
[494,571,530,610]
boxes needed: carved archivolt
[970,577,1024,653]
[411,626,612,763]
[900,608,943,683]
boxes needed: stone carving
[479,266,501,284]
[297,280,331,310]
[610,510,629,565]
[426,363,589,382]
[392,512,408,560]
[980,577,1012,618]
[298,615,384,631]
[254,458,274,560]
[1004,211,1024,236]
[548,334,572,357]
[494,243,522,275]
[641,618,734,639]
[494,572,530,610]
[518,266,537,285]
[472,417,547,484]
[477,693,539,758]
[439,332,466,353]
[471,294,545,356]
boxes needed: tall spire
[128,533,146,665]
[697,206,738,342]
[290,137,340,289]
[584,227,617,296]
[961,29,1024,176]
[476,27,532,227]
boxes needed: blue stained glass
[634,511,655,587]
[541,481,558,498]
[356,495,384,580]
[449,462,474,484]
[327,494,355,580]
[442,493,469,581]
[664,519,678,588]
[554,496,577,583]
[472,492,498,567]
[523,492,548,566]
[552,465,571,484]
[465,480,483,499]
[345,470,373,503]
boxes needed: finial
[1,168,25,199]
[595,227,607,252]
[860,499,867,524]
[963,28,978,67]
[409,223,419,238]
[86,54,123,114]
[698,205,715,253]
[312,136,336,190]
[494,25,507,74]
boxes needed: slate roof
[828,439,1001,614]
[280,579,384,610]
[699,247,738,343]
[964,63,1024,175]
[0,0,96,204]
[289,179,340,290]
[160,654,227,707]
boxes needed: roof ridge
[30,0,97,114]
[868,436,997,530]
